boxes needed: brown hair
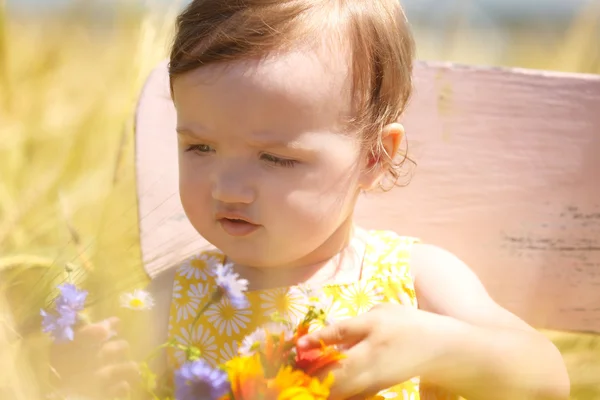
[169,0,415,188]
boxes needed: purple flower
[41,307,78,342]
[55,283,88,311]
[175,359,230,400]
[213,263,249,309]
[41,283,88,342]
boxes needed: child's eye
[185,144,214,154]
[261,153,297,168]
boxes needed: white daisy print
[260,287,308,324]
[402,389,417,400]
[205,297,251,337]
[410,376,420,391]
[172,280,183,301]
[201,251,223,273]
[220,341,238,362]
[173,281,196,322]
[338,280,384,314]
[175,283,205,323]
[289,283,317,301]
[178,254,209,281]
[379,389,399,399]
[173,324,217,366]
[188,282,210,304]
[382,263,410,280]
[364,237,388,265]
[398,289,415,307]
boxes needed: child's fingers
[99,339,132,365]
[318,342,374,400]
[297,315,371,349]
[95,361,140,387]
[76,317,121,346]
[108,381,131,399]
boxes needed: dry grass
[0,1,598,398]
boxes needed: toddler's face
[173,46,370,269]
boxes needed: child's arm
[297,244,570,400]
[411,243,570,399]
[135,267,176,379]
[48,318,139,398]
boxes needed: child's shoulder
[365,229,420,246]
[363,229,469,282]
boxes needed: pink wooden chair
[135,59,600,334]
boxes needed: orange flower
[293,320,310,343]
[295,341,345,376]
[267,365,334,400]
[262,330,295,376]
[293,320,345,376]
[224,353,267,400]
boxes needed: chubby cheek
[179,161,212,229]
[283,182,356,226]
[272,162,361,231]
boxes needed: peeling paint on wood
[135,60,600,333]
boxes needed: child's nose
[211,167,256,204]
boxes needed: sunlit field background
[0,0,599,398]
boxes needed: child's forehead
[176,42,353,114]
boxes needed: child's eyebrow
[176,126,208,139]
[177,126,313,151]
[246,137,309,151]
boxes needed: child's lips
[218,218,260,237]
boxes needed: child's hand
[296,303,459,400]
[50,317,140,399]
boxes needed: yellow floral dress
[167,230,457,400]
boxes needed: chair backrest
[135,59,600,334]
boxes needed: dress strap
[361,230,420,278]
[361,230,421,308]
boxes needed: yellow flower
[224,354,267,400]
[268,366,334,400]
[223,354,335,400]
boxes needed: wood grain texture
[134,60,600,333]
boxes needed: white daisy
[338,279,384,315]
[238,327,267,356]
[308,294,350,331]
[173,324,218,366]
[238,322,294,356]
[205,297,251,337]
[120,289,155,311]
[260,287,308,325]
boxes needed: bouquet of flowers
[40,262,345,400]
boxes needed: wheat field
[0,1,599,399]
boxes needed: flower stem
[191,289,222,329]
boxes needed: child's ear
[358,122,404,191]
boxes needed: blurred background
[0,0,599,399]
